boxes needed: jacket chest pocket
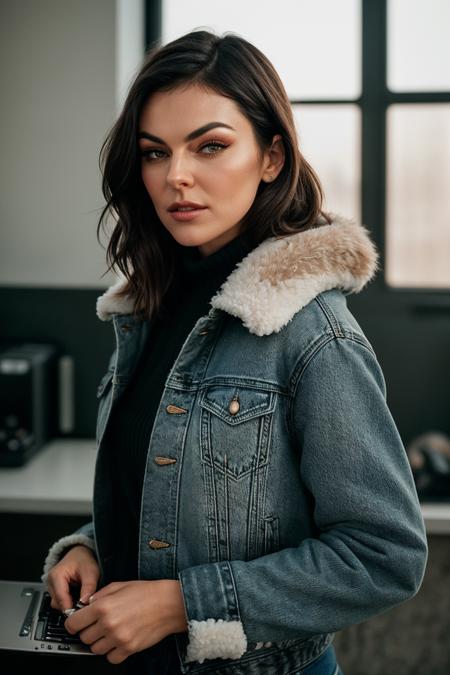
[198,385,276,480]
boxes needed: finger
[106,647,130,664]
[89,636,114,656]
[51,575,75,613]
[79,576,99,605]
[64,606,96,635]
[78,623,106,646]
[48,590,60,611]
[88,581,123,603]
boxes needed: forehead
[139,84,250,132]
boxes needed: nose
[166,152,194,189]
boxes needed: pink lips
[168,200,206,212]
[169,207,208,222]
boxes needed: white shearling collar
[96,214,378,336]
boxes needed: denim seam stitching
[314,295,344,338]
[287,334,379,442]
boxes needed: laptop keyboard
[33,592,84,649]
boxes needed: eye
[140,148,166,162]
[139,140,229,163]
[199,140,229,155]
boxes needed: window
[148,0,450,290]
[385,0,450,288]
[387,0,450,92]
[162,0,361,99]
[386,104,450,288]
[292,105,361,220]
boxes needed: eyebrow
[138,122,235,144]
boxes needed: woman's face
[138,84,283,257]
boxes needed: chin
[166,226,216,249]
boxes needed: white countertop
[419,503,450,535]
[0,439,450,533]
[0,438,97,515]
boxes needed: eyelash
[139,140,229,162]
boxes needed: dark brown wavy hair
[97,29,331,320]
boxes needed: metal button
[148,539,171,549]
[198,329,209,335]
[229,398,240,415]
[121,323,133,333]
[154,456,177,465]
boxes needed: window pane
[162,0,361,99]
[388,0,450,92]
[386,105,450,288]
[292,105,361,222]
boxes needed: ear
[261,134,285,183]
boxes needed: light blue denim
[76,288,428,674]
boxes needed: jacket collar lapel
[96,214,378,336]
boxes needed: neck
[197,227,244,257]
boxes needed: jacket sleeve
[41,521,97,584]
[177,335,428,665]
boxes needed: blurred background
[0,1,449,673]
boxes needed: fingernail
[88,595,95,604]
[63,608,75,617]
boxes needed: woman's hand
[46,544,100,612]
[64,579,188,664]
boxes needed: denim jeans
[293,643,344,675]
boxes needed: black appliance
[0,343,59,467]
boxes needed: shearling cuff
[178,560,247,664]
[41,534,96,584]
[185,618,247,664]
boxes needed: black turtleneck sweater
[103,232,257,582]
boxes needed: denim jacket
[42,215,428,674]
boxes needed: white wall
[0,0,144,288]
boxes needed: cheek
[215,155,261,205]
[220,150,262,188]
[141,169,161,202]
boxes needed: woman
[42,29,428,675]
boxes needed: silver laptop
[0,580,95,656]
